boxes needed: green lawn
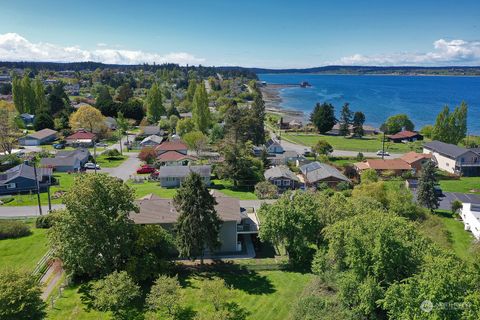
[0,220,49,271]
[3,173,77,207]
[282,133,423,153]
[438,177,480,194]
[127,180,178,199]
[211,179,258,200]
[95,155,127,168]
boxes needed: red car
[136,165,156,174]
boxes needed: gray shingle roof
[26,128,57,140]
[300,161,350,183]
[265,138,281,148]
[0,164,52,185]
[423,141,468,159]
[158,165,211,178]
[264,165,299,181]
[141,135,163,145]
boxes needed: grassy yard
[211,179,258,200]
[2,173,77,207]
[438,177,480,194]
[95,155,127,168]
[0,219,49,271]
[47,262,312,320]
[282,133,423,153]
[127,180,178,199]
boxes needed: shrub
[102,148,122,160]
[336,181,351,191]
[355,152,364,161]
[254,181,278,199]
[0,220,31,239]
[138,147,157,164]
[401,170,414,179]
[35,214,58,229]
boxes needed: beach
[260,84,306,122]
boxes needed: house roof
[56,148,90,161]
[140,126,162,136]
[400,151,432,164]
[354,159,411,170]
[264,165,299,181]
[26,128,57,140]
[158,165,211,178]
[157,150,196,162]
[40,157,80,168]
[131,192,241,224]
[300,161,350,183]
[155,140,188,152]
[387,130,421,140]
[141,135,163,145]
[423,140,469,159]
[0,163,52,185]
[66,130,96,140]
[265,138,281,148]
[268,150,302,160]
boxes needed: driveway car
[136,164,156,174]
[84,162,100,170]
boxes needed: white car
[84,162,100,170]
[376,150,390,156]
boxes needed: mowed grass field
[282,133,423,153]
[438,177,480,194]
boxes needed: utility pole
[93,142,97,174]
[382,132,386,160]
[32,159,43,216]
[47,175,52,212]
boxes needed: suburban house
[157,151,197,166]
[400,152,432,173]
[328,124,378,136]
[277,117,302,130]
[40,148,90,172]
[104,117,117,130]
[300,161,350,187]
[65,130,97,147]
[267,150,305,166]
[19,128,58,146]
[423,141,480,176]
[155,140,188,155]
[387,130,423,143]
[0,163,52,195]
[460,203,480,239]
[265,139,284,154]
[140,135,164,147]
[131,192,258,253]
[140,126,164,137]
[157,165,211,187]
[264,165,299,190]
[354,158,412,175]
[20,113,35,125]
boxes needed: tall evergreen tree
[33,77,48,114]
[250,93,266,145]
[352,111,366,137]
[174,173,222,262]
[145,83,164,123]
[191,82,210,133]
[21,75,36,114]
[417,161,439,213]
[339,103,353,136]
[310,102,336,134]
[12,76,25,114]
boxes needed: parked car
[136,164,156,174]
[96,142,108,147]
[53,143,65,149]
[84,162,100,170]
[376,150,390,156]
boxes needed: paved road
[99,152,141,181]
[438,192,480,211]
[0,204,64,217]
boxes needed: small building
[157,165,211,187]
[65,130,97,147]
[265,139,284,154]
[140,135,164,148]
[155,140,188,155]
[156,151,197,166]
[40,148,90,172]
[20,113,35,125]
[387,130,423,143]
[460,203,480,239]
[264,165,299,190]
[0,163,52,195]
[328,124,378,136]
[104,117,117,130]
[400,152,432,173]
[423,141,480,176]
[19,128,58,146]
[267,150,305,166]
[179,112,192,119]
[300,161,350,188]
[354,158,412,175]
[140,126,164,137]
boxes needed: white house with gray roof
[423,141,480,176]
[157,165,211,187]
[300,161,350,188]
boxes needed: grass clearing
[211,179,258,200]
[127,180,177,199]
[95,155,127,168]
[438,177,480,194]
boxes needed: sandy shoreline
[260,84,306,122]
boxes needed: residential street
[0,204,64,218]
[100,152,141,181]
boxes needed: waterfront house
[400,151,432,173]
[0,163,52,195]
[300,161,350,188]
[328,124,378,136]
[157,165,211,187]
[19,128,58,146]
[264,165,299,190]
[387,130,423,143]
[423,141,480,176]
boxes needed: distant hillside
[220,65,480,76]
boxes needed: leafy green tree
[0,269,46,320]
[417,161,439,213]
[250,93,266,145]
[33,112,54,130]
[174,172,222,262]
[47,83,70,116]
[339,103,353,136]
[176,117,195,136]
[380,114,414,134]
[0,109,20,155]
[432,102,468,145]
[186,79,197,102]
[360,168,379,183]
[209,123,225,144]
[254,181,278,199]
[310,102,336,134]
[146,275,182,318]
[116,111,129,154]
[352,111,365,137]
[12,76,25,114]
[451,199,463,217]
[91,271,140,319]
[420,124,434,139]
[183,130,207,154]
[120,98,145,121]
[115,83,133,102]
[49,174,138,278]
[21,75,36,114]
[192,82,210,133]
[33,77,48,114]
[223,101,249,144]
[145,83,165,123]
[312,139,333,157]
[199,277,233,311]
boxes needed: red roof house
[156,151,197,165]
[387,131,423,143]
[65,130,97,146]
[155,140,188,155]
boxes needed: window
[274,180,282,186]
[283,180,291,186]
[6,183,16,189]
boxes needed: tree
[47,83,70,116]
[192,82,210,133]
[223,101,249,144]
[12,76,25,114]
[310,102,336,134]
[420,124,434,139]
[21,75,36,114]
[250,93,266,145]
[145,83,164,123]
[380,114,414,134]
[174,172,222,262]
[115,83,133,102]
[199,277,234,312]
[254,181,278,199]
[432,102,468,145]
[183,131,207,154]
[146,275,182,318]
[0,109,20,155]
[360,168,379,183]
[352,111,365,137]
[0,269,46,320]
[312,139,333,157]
[138,147,157,164]
[33,112,54,131]
[186,79,197,102]
[91,271,140,319]
[338,103,353,136]
[417,161,439,213]
[451,199,463,217]
[69,104,106,133]
[33,77,48,114]
[116,111,129,154]
[176,117,195,136]
[120,98,145,121]
[49,174,138,277]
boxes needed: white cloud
[0,33,205,65]
[334,39,480,66]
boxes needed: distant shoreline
[260,84,306,122]
[258,72,480,78]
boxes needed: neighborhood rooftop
[158,165,211,178]
[423,140,470,158]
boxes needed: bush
[35,214,57,229]
[0,220,31,239]
[355,152,364,161]
[102,148,122,159]
[336,181,351,191]
[254,181,278,199]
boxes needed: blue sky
[0,0,479,68]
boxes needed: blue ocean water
[258,74,480,134]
